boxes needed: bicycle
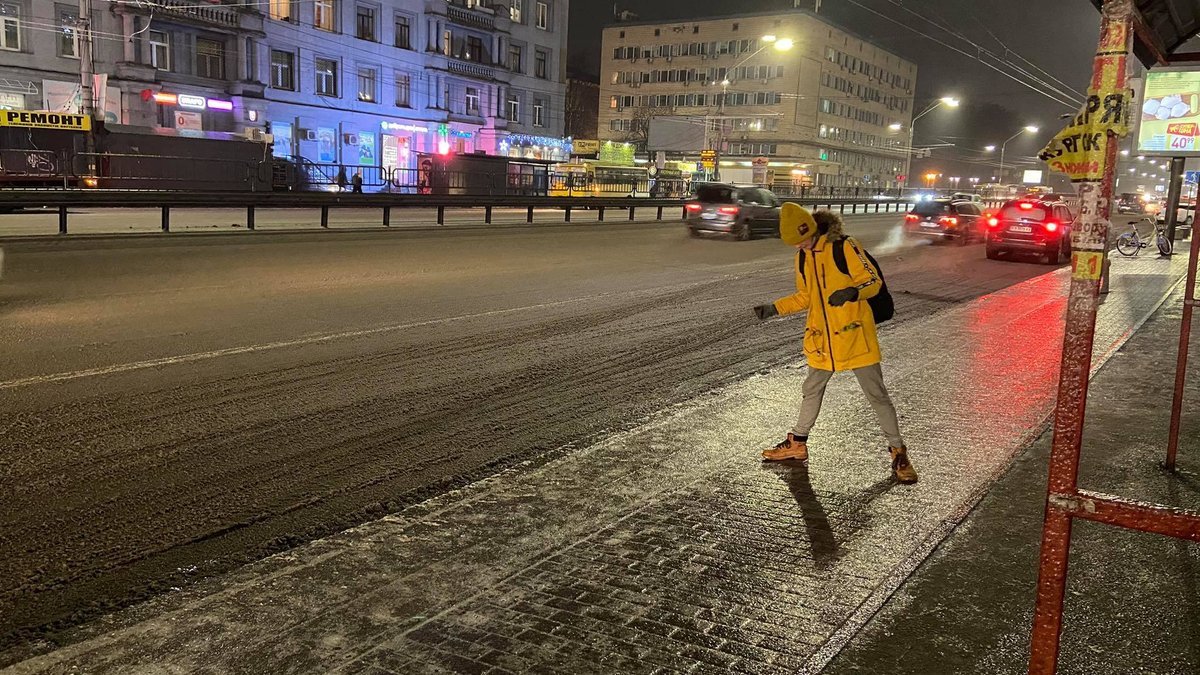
[1116,216,1172,257]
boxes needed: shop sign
[175,111,203,132]
[0,110,91,131]
[178,94,207,110]
[381,121,429,133]
[573,139,599,154]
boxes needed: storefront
[146,89,239,134]
[499,134,573,162]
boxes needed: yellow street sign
[0,110,92,131]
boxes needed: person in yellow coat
[753,204,917,484]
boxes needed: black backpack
[797,238,894,324]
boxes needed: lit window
[510,0,522,22]
[268,0,292,21]
[270,50,295,90]
[0,3,19,52]
[314,0,336,32]
[316,57,338,96]
[149,30,170,70]
[58,9,78,58]
[358,67,377,102]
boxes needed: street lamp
[711,35,794,180]
[888,122,903,131]
[904,96,961,187]
[998,124,1039,184]
[984,144,996,152]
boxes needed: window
[536,1,548,29]
[356,5,376,41]
[533,99,544,127]
[196,38,225,79]
[0,3,18,52]
[314,0,336,31]
[58,8,78,58]
[270,50,295,90]
[508,44,522,72]
[357,67,377,102]
[149,30,170,70]
[269,0,292,21]
[534,49,547,79]
[395,72,411,107]
[465,87,480,114]
[442,29,451,56]
[510,0,522,22]
[507,94,519,122]
[466,35,484,63]
[316,57,338,96]
[394,14,411,49]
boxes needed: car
[985,198,1074,264]
[1156,201,1195,227]
[903,198,985,245]
[950,192,984,204]
[686,184,782,241]
[1116,192,1143,214]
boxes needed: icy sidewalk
[6,254,1186,675]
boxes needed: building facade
[260,0,570,177]
[0,0,264,135]
[0,0,569,179]
[597,9,916,190]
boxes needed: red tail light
[987,216,999,227]
[686,203,702,211]
[718,206,739,215]
[1019,202,1034,210]
[939,216,959,226]
[1044,221,1059,232]
[905,214,919,222]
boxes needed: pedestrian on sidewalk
[753,205,918,484]
[351,170,364,193]
[336,167,348,192]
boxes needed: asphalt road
[0,213,1057,661]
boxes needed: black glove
[828,288,859,307]
[753,304,779,320]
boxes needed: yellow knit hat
[779,203,818,246]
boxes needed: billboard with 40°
[1137,69,1200,155]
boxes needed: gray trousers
[793,363,905,448]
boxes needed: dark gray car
[686,184,782,241]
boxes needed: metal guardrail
[0,190,926,236]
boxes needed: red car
[985,198,1074,264]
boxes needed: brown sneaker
[763,434,809,462]
[890,446,918,484]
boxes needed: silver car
[686,184,782,241]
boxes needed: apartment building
[598,9,916,189]
[261,0,571,173]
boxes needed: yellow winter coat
[772,235,884,372]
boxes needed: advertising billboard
[1023,169,1044,184]
[1137,69,1200,155]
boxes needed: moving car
[903,198,984,244]
[985,198,1074,264]
[1115,193,1139,213]
[686,184,782,240]
[950,192,984,204]
[1156,201,1195,227]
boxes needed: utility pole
[78,0,97,164]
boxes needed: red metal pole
[1166,214,1200,470]
[1029,1,1133,672]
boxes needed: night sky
[569,0,1103,182]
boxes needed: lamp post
[896,96,959,188]
[998,125,1039,184]
[711,35,793,180]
